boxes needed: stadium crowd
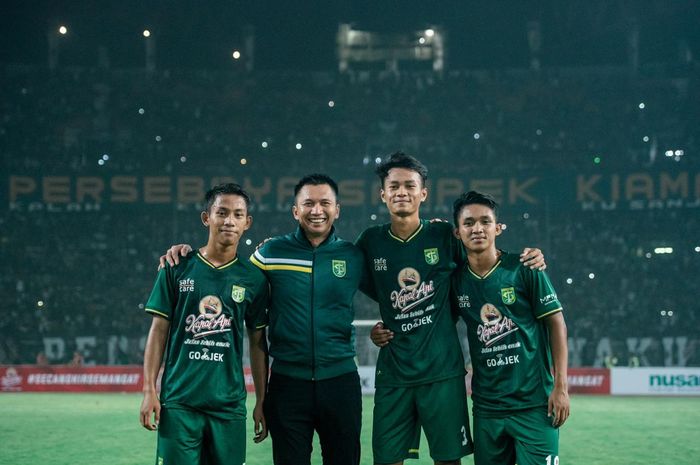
[1,63,698,366]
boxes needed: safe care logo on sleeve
[179,278,194,292]
[391,267,435,313]
[184,295,232,338]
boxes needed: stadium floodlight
[155,135,162,142]
[419,37,426,44]
[295,143,302,150]
[232,50,241,60]
[638,102,645,109]
[138,107,145,114]
[143,29,151,38]
[695,246,700,253]
[425,28,435,37]
[588,273,595,279]
[37,300,44,307]
[58,26,67,35]
[566,278,573,284]
[328,100,335,108]
[261,141,268,148]
[240,158,247,165]
[374,157,382,164]
[180,156,187,163]
[668,310,674,316]
[643,136,649,142]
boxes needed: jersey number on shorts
[546,455,559,465]
[460,425,468,446]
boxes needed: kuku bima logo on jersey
[332,259,346,278]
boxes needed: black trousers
[264,370,362,465]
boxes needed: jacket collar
[294,225,337,249]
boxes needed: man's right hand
[139,390,161,431]
[158,244,193,269]
[370,322,394,347]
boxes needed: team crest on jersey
[332,260,346,278]
[424,248,439,265]
[501,287,516,305]
[231,285,246,303]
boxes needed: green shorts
[473,407,559,465]
[372,376,473,464]
[156,407,245,465]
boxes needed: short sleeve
[245,275,270,330]
[355,230,378,301]
[522,266,563,319]
[145,266,175,320]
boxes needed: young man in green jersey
[360,153,546,465]
[161,174,365,465]
[140,183,269,465]
[451,190,569,465]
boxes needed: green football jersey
[356,220,465,387]
[451,252,563,417]
[145,251,269,419]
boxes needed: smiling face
[454,203,502,254]
[380,167,427,218]
[201,194,251,247]
[293,183,340,242]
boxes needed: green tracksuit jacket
[250,226,365,380]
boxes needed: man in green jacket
[162,174,365,465]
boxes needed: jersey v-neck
[467,258,502,280]
[196,252,239,270]
[387,221,424,243]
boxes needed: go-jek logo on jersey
[184,295,232,339]
[477,303,519,347]
[390,267,435,313]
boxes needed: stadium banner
[1,365,256,393]
[358,366,610,395]
[611,367,700,396]
[0,365,143,392]
[5,170,700,212]
[567,367,610,394]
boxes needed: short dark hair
[452,191,499,226]
[204,183,251,212]
[293,173,339,200]
[375,152,428,187]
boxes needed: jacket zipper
[310,249,316,381]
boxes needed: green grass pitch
[1,393,698,464]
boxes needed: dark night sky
[1,0,698,70]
